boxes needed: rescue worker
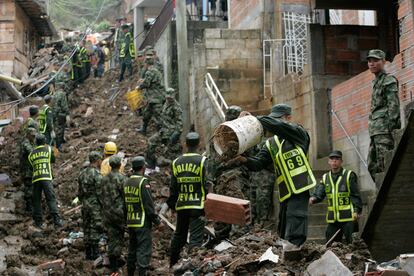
[118,24,135,82]
[113,17,127,68]
[136,51,165,135]
[124,156,160,276]
[145,88,183,168]
[160,132,208,267]
[38,95,55,145]
[101,141,125,176]
[230,104,316,247]
[101,156,127,274]
[137,51,145,78]
[79,40,90,82]
[21,105,39,134]
[102,40,111,73]
[71,43,82,85]
[366,49,401,177]
[51,81,69,150]
[20,127,37,213]
[309,150,363,244]
[28,134,62,228]
[78,151,104,260]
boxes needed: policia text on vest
[28,145,54,182]
[124,175,146,228]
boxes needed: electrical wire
[0,0,107,116]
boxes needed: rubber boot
[127,265,135,276]
[138,267,147,276]
[109,256,118,274]
[85,245,92,260]
[137,122,147,135]
[91,244,100,260]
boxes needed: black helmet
[186,132,200,147]
[35,134,47,146]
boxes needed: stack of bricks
[204,193,251,225]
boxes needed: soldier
[19,127,37,213]
[230,104,316,247]
[101,156,127,274]
[28,134,62,228]
[160,132,208,267]
[101,141,125,176]
[366,49,401,177]
[113,17,127,68]
[124,156,160,276]
[51,81,69,150]
[38,95,55,145]
[21,106,39,134]
[136,51,165,135]
[79,40,91,82]
[78,151,104,260]
[137,51,145,78]
[145,88,183,168]
[118,24,135,82]
[71,43,82,86]
[309,150,363,244]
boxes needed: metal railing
[205,72,228,121]
[139,0,175,50]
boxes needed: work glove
[169,131,181,145]
[51,130,56,139]
[160,203,169,216]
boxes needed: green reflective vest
[38,105,49,133]
[120,33,136,58]
[322,169,354,223]
[124,175,146,228]
[28,145,53,183]
[172,153,206,210]
[266,135,316,202]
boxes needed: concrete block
[245,39,261,49]
[205,29,221,39]
[240,30,261,39]
[206,49,221,61]
[221,29,241,39]
[305,250,352,276]
[204,193,251,225]
[225,39,245,49]
[205,39,226,49]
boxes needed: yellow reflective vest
[120,33,136,58]
[124,175,146,228]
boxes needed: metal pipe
[0,74,23,86]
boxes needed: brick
[37,259,65,271]
[225,39,245,49]
[221,29,241,39]
[205,38,226,49]
[205,29,221,39]
[204,193,251,225]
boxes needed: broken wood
[159,214,176,231]
[324,229,341,248]
[63,205,82,215]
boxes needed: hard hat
[104,141,117,155]
[186,132,200,147]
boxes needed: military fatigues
[146,97,183,167]
[312,168,362,244]
[21,117,39,134]
[246,116,316,246]
[167,153,208,266]
[51,89,69,149]
[124,174,160,276]
[28,145,60,225]
[100,156,126,176]
[101,168,126,270]
[20,137,35,212]
[368,71,401,176]
[119,32,135,82]
[38,104,54,145]
[139,66,165,130]
[78,166,103,258]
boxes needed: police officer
[366,49,401,177]
[38,95,55,145]
[309,150,362,244]
[20,127,37,213]
[101,141,125,176]
[230,104,316,247]
[118,24,135,82]
[51,81,69,150]
[79,40,91,82]
[101,156,127,274]
[161,132,208,266]
[78,151,104,260]
[28,134,62,228]
[124,156,160,276]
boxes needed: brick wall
[323,25,379,76]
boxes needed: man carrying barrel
[228,104,316,247]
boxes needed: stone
[84,107,93,117]
[37,259,65,271]
[305,250,352,276]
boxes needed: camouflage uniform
[19,129,36,212]
[146,88,183,168]
[51,85,69,149]
[78,152,103,260]
[38,103,54,145]
[139,62,165,133]
[101,156,126,272]
[367,60,401,176]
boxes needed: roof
[15,0,56,37]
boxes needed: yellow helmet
[104,142,117,155]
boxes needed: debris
[0,174,12,186]
[399,254,414,276]
[57,247,69,256]
[324,229,341,248]
[37,259,65,271]
[305,250,352,276]
[204,193,251,225]
[258,247,279,264]
[84,107,94,117]
[214,241,234,252]
[63,205,82,215]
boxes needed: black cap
[270,104,292,118]
[29,105,39,116]
[121,23,129,29]
[35,133,46,146]
[186,132,200,147]
[44,94,52,103]
[131,156,145,169]
[328,150,343,159]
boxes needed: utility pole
[176,0,190,132]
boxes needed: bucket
[213,115,263,159]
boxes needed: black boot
[91,244,100,260]
[109,256,118,273]
[85,245,92,260]
[138,267,147,276]
[53,215,63,228]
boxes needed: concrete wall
[154,23,175,88]
[229,0,263,29]
[0,0,16,76]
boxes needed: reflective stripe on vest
[124,175,146,228]
[38,105,49,133]
[266,135,316,202]
[120,33,136,58]
[323,169,354,223]
[172,153,206,210]
[28,145,52,182]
